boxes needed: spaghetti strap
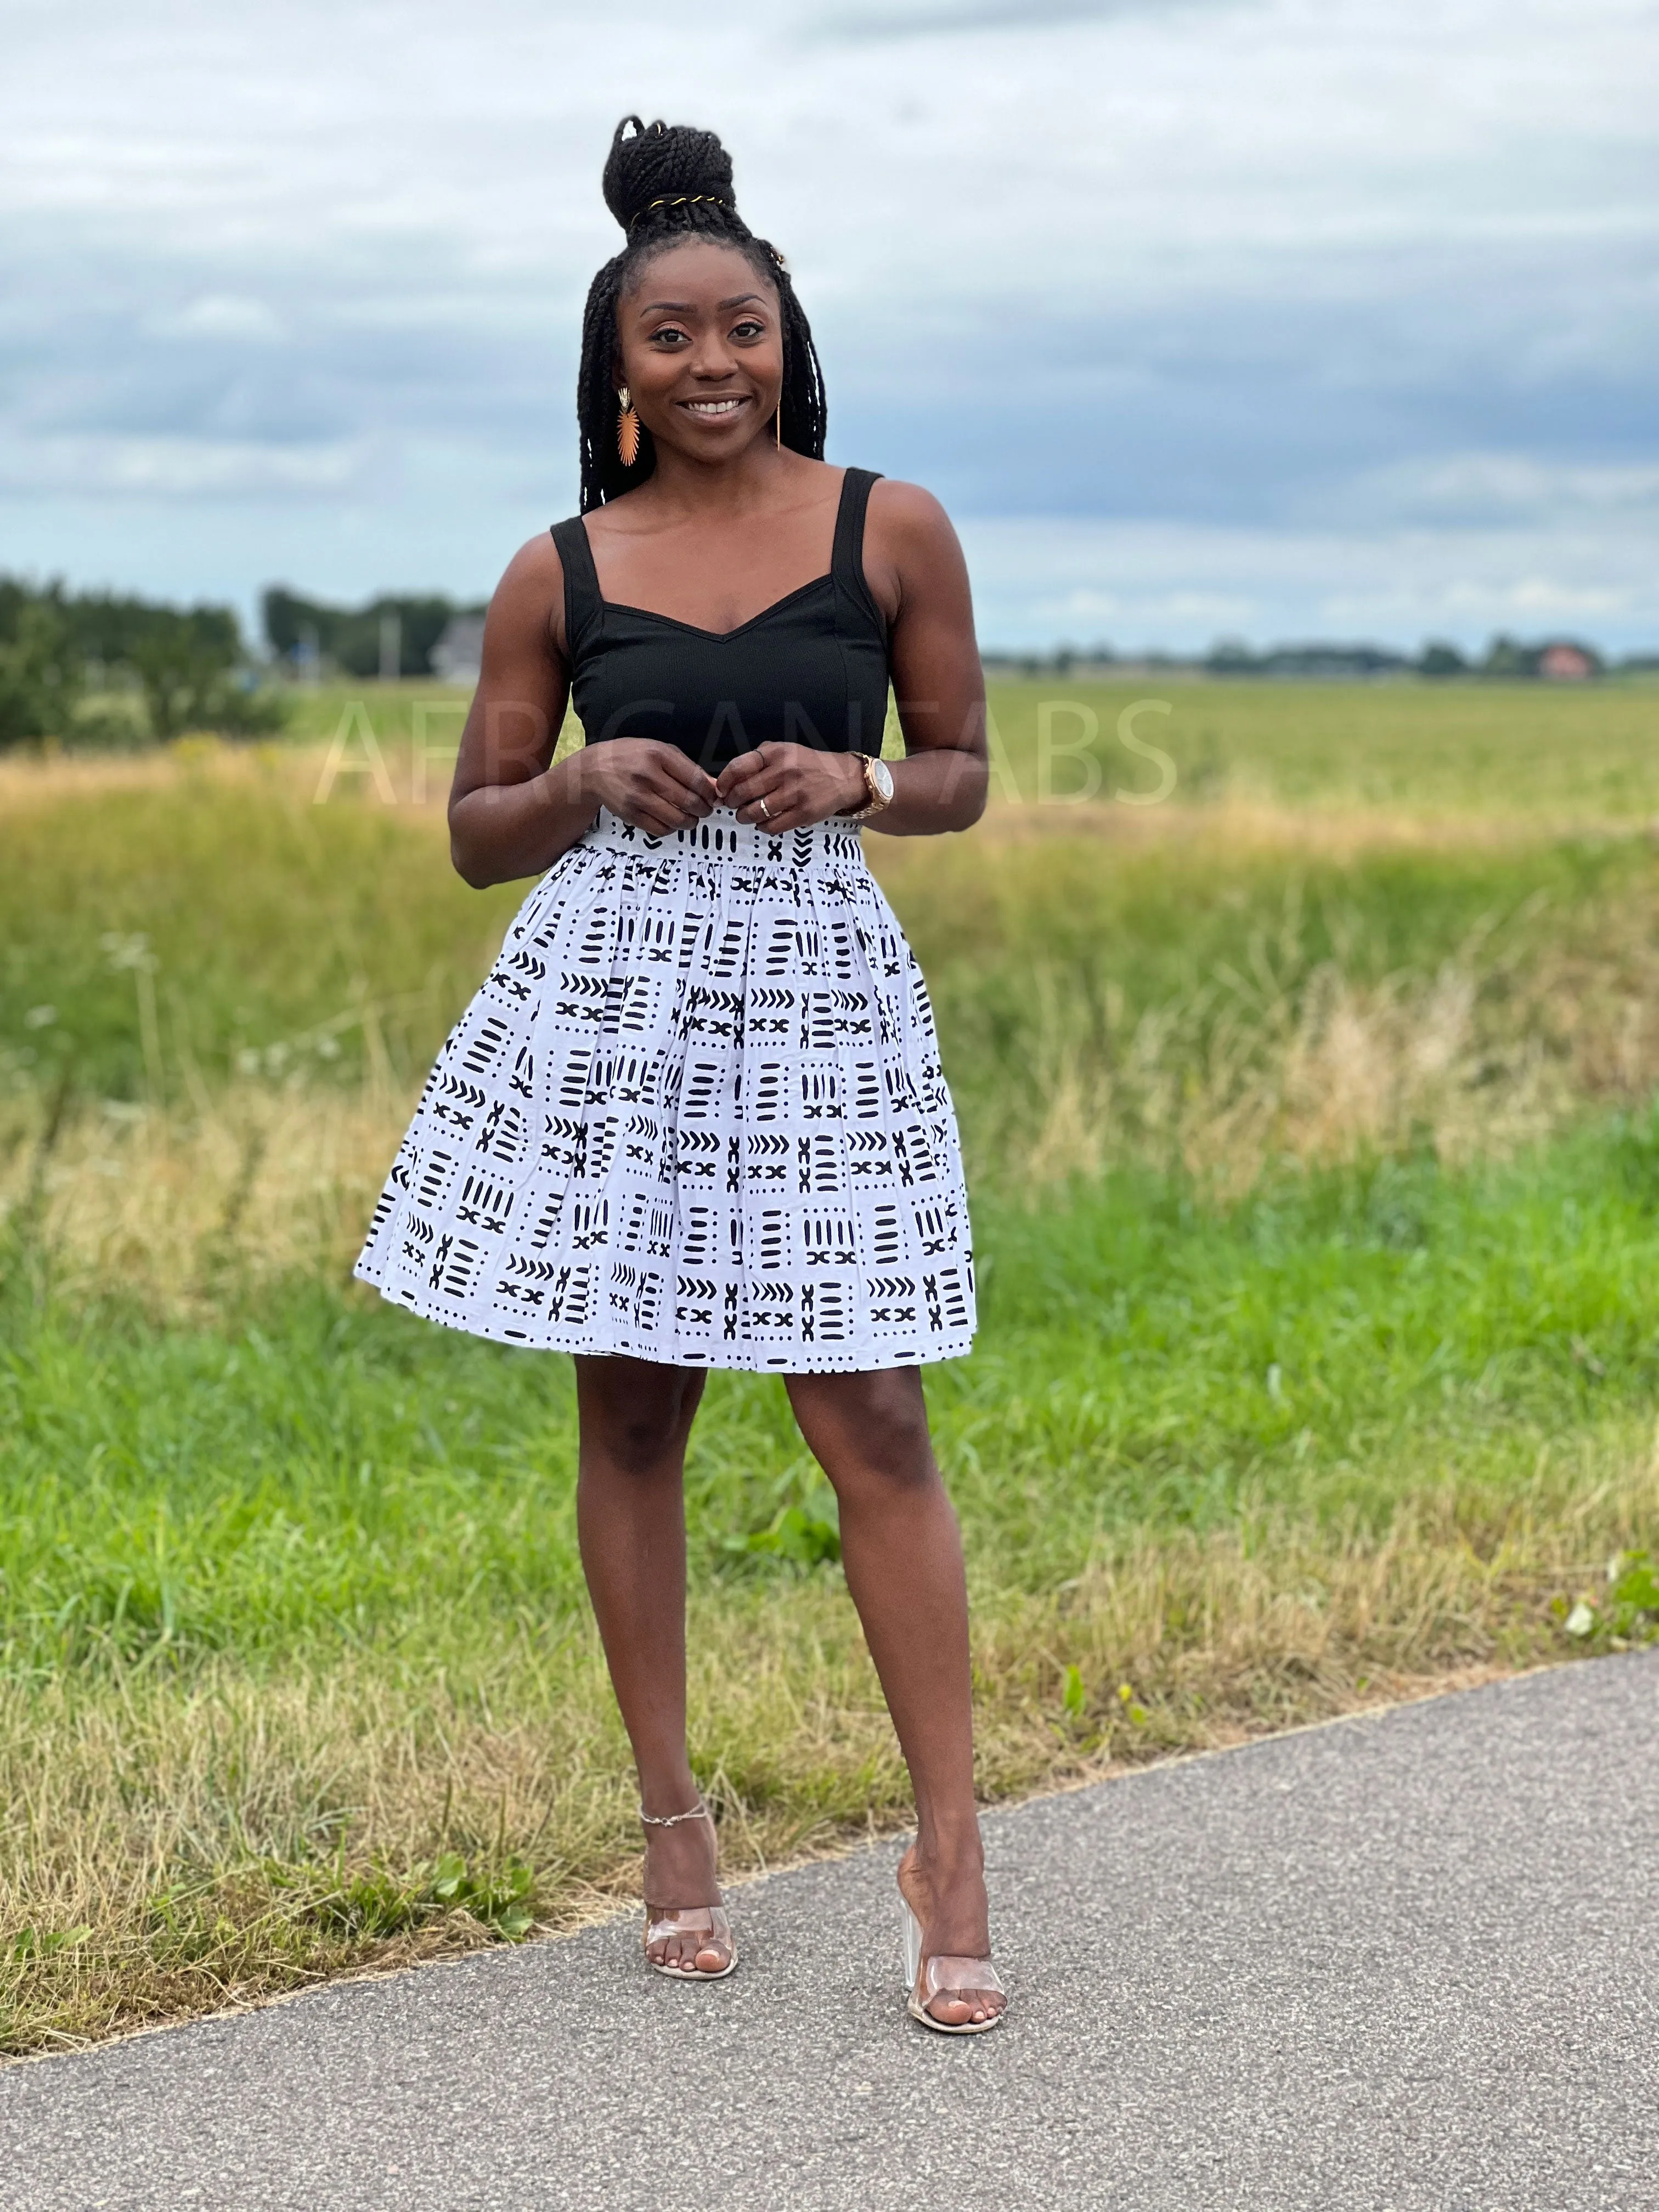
[831,467,881,582]
[550,516,603,657]
[830,467,886,641]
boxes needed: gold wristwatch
[842,753,895,821]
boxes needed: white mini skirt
[354,806,975,1373]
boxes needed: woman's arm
[716,479,989,836]
[448,536,719,889]
[865,479,989,837]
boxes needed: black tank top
[549,467,889,772]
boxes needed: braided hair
[577,116,828,512]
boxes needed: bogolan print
[356,807,975,1373]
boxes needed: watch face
[869,757,895,804]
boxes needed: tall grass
[6,735,1658,1146]
[3,687,1658,2052]
[7,1136,1659,2050]
[259,673,1659,821]
[978,674,1659,820]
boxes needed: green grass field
[977,674,1659,817]
[266,671,1659,820]
[3,679,1659,2052]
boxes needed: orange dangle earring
[617,386,641,469]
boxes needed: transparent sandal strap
[646,1907,730,1945]
[923,1955,1006,1998]
[638,1801,712,1829]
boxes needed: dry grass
[5,1429,1652,2055]
[7,868,1658,1311]
[1020,925,1659,1192]
[0,737,314,815]
[8,725,1655,850]
[965,795,1659,860]
[0,1080,403,1313]
[6,704,1658,2056]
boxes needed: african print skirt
[354,806,975,1373]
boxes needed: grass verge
[4,718,1658,2053]
[6,1127,1659,2053]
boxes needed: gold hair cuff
[630,194,728,230]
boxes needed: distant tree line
[0,572,491,750]
[1227,635,1615,681]
[1206,639,1425,679]
[263,588,484,679]
[0,577,285,748]
[985,634,1652,681]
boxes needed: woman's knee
[577,1359,704,1476]
[791,1369,937,1492]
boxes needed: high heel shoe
[899,1892,1007,2034]
[639,1801,736,1981]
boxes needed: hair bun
[602,115,738,234]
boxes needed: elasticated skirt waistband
[584,804,867,876]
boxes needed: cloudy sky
[3,0,1656,651]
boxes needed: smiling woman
[349,116,1003,2032]
[574,117,827,513]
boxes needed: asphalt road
[5,1653,1656,2211]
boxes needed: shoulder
[865,476,955,536]
[500,528,569,595]
[865,478,964,568]
[860,478,969,618]
[484,529,571,661]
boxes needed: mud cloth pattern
[355,807,975,1372]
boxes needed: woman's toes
[924,1984,1003,2025]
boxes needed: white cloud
[810,0,1237,38]
[1335,454,1659,528]
[148,295,287,343]
[0,435,369,498]
[0,0,1653,645]
[958,515,1659,650]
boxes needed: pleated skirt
[354,806,975,1372]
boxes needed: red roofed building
[1539,642,1595,682]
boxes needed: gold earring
[774,398,782,449]
[617,386,641,469]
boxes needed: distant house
[1538,642,1595,682]
[431,614,486,686]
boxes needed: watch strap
[842,753,888,822]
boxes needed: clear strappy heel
[899,1890,1007,2034]
[639,1801,736,1981]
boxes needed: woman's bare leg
[785,1365,1003,2025]
[573,1353,722,1971]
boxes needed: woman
[356,116,1003,2033]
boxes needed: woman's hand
[582,740,720,834]
[716,744,866,831]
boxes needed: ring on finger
[757,797,771,821]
